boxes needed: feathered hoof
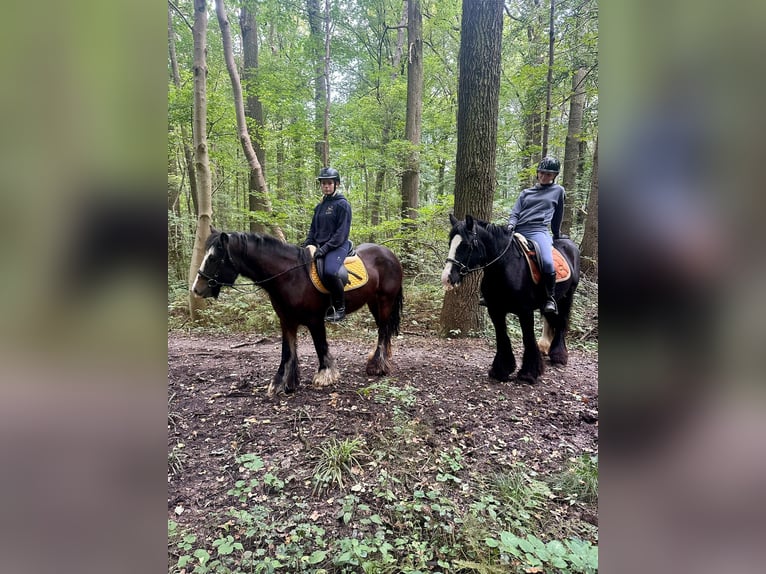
[312,366,339,388]
[515,372,538,385]
[488,367,512,382]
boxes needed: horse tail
[386,286,404,337]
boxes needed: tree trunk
[541,0,555,157]
[188,0,213,319]
[307,0,328,167]
[579,136,598,278]
[322,0,331,166]
[240,5,266,169]
[215,0,284,240]
[440,0,504,337]
[401,0,423,246]
[561,66,587,235]
[168,5,198,217]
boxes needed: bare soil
[168,329,598,548]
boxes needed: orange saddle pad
[307,247,369,294]
[515,234,571,284]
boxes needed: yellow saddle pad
[307,247,369,294]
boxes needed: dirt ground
[168,329,598,545]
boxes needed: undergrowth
[168,380,598,574]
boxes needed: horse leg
[308,321,339,387]
[517,311,544,384]
[487,309,516,382]
[547,292,573,365]
[366,302,392,376]
[267,324,300,396]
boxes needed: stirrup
[543,299,558,315]
[325,306,346,323]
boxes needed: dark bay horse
[441,215,580,384]
[191,229,403,396]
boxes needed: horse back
[356,243,404,289]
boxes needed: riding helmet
[537,157,560,174]
[317,167,341,185]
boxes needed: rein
[446,232,514,277]
[198,259,311,293]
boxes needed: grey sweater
[507,183,565,236]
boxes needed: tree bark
[168,4,198,217]
[561,66,587,235]
[401,0,423,229]
[215,0,284,240]
[307,0,328,167]
[579,136,598,278]
[240,5,266,169]
[188,0,213,319]
[440,0,504,337]
[541,0,555,157]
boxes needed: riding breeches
[319,240,351,281]
[516,227,554,274]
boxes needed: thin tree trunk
[188,0,213,319]
[579,136,598,278]
[541,0,555,157]
[168,5,198,217]
[322,0,331,166]
[440,0,504,336]
[561,67,587,235]
[240,5,266,169]
[307,0,327,167]
[401,0,423,228]
[215,0,284,240]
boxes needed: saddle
[513,233,571,285]
[307,245,369,294]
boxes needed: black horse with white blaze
[441,215,580,384]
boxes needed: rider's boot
[325,276,346,323]
[543,272,558,315]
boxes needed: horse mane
[468,218,510,243]
[208,230,310,265]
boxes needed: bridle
[197,249,310,293]
[445,230,514,277]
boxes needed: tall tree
[307,0,330,167]
[440,0,504,336]
[541,0,555,157]
[561,66,587,235]
[168,4,198,218]
[240,3,266,170]
[401,0,422,227]
[188,0,213,319]
[215,0,285,239]
[579,135,598,278]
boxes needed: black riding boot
[325,276,346,323]
[543,272,558,315]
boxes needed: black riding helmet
[537,157,560,174]
[317,167,341,185]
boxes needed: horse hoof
[488,368,511,382]
[548,351,568,366]
[312,366,339,388]
[267,382,282,397]
[515,373,538,385]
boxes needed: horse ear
[220,232,229,247]
[465,214,474,230]
[449,213,458,226]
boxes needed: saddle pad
[309,254,369,294]
[516,236,571,285]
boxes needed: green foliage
[312,437,367,494]
[550,454,599,504]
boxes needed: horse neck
[229,233,301,283]
[477,225,508,262]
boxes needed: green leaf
[306,550,327,564]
